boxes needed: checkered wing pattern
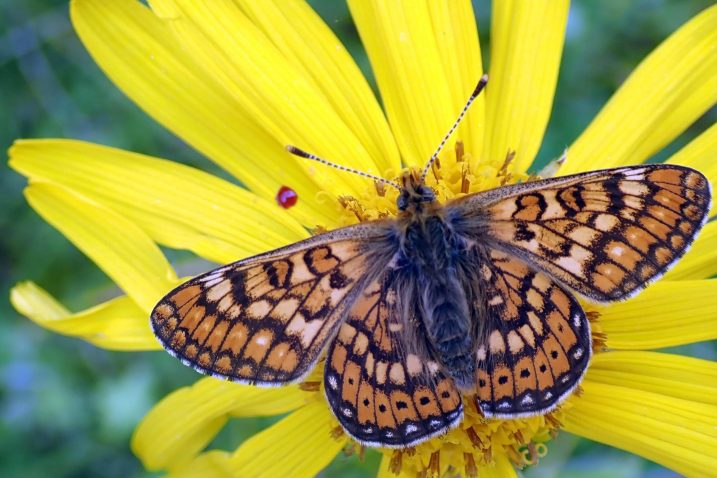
[453,164,711,302]
[471,248,591,417]
[324,269,463,448]
[151,224,390,385]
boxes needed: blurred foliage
[1,1,715,477]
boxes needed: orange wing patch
[324,272,463,448]
[152,236,375,385]
[473,249,591,418]
[455,164,711,302]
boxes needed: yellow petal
[10,139,309,265]
[144,0,385,196]
[10,282,160,351]
[564,380,717,477]
[597,279,717,350]
[231,0,400,177]
[561,5,717,174]
[71,0,335,225]
[587,352,717,405]
[484,0,569,173]
[663,220,717,280]
[667,121,717,218]
[132,378,306,471]
[167,451,233,478]
[348,0,484,169]
[24,183,177,313]
[229,400,346,478]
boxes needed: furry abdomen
[400,215,476,389]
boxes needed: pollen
[324,141,528,228]
[383,402,564,477]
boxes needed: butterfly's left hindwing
[151,223,392,385]
[324,269,463,448]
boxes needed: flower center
[325,142,527,227]
[309,142,605,476]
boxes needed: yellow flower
[8,1,717,477]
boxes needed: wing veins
[487,257,569,387]
[302,254,370,357]
[251,286,295,375]
[492,207,671,292]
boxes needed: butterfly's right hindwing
[151,223,392,385]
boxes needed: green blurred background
[1,1,715,477]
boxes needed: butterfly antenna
[285,145,402,191]
[420,74,489,182]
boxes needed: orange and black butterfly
[150,76,711,448]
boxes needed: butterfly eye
[419,186,435,203]
[397,192,409,211]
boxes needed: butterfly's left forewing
[151,223,393,385]
[452,164,711,302]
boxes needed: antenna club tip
[286,145,311,158]
[472,74,489,97]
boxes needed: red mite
[276,185,298,209]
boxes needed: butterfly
[150,76,711,448]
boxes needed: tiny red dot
[276,185,298,209]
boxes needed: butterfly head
[285,75,489,216]
[397,169,436,212]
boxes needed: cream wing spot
[247,300,272,319]
[227,304,242,319]
[555,246,592,278]
[286,314,325,348]
[507,331,525,354]
[206,279,232,302]
[376,361,388,385]
[594,213,619,232]
[289,257,314,283]
[216,294,234,313]
[389,363,406,385]
[354,333,369,355]
[406,354,422,377]
[271,298,300,322]
[488,295,504,306]
[619,180,649,196]
[518,324,536,348]
[489,330,506,354]
[337,323,357,344]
